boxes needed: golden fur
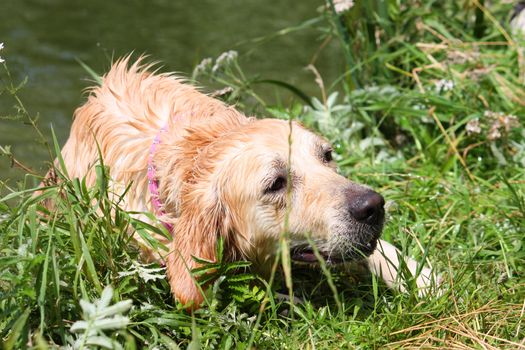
[57,57,436,307]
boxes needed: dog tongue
[296,251,318,263]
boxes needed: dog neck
[147,124,174,232]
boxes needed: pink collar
[147,125,174,232]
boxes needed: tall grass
[1,0,525,348]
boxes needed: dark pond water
[0,0,342,183]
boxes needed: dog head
[164,118,384,307]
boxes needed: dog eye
[266,176,287,193]
[322,149,333,163]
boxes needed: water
[0,0,342,183]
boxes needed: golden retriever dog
[56,57,435,307]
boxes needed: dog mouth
[290,239,378,265]
[291,246,337,264]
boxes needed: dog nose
[349,190,385,225]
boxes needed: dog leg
[366,239,437,295]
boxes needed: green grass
[1,1,525,349]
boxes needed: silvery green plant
[65,286,132,350]
[118,261,166,283]
[303,88,403,165]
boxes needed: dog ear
[159,122,247,309]
[165,184,227,309]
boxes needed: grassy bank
[1,1,525,349]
